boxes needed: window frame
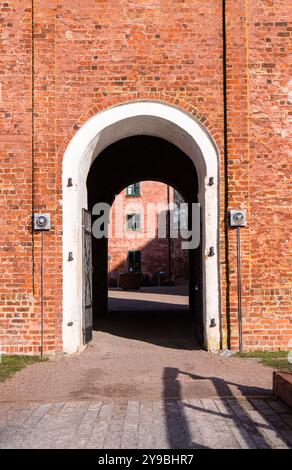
[126,212,142,231]
[126,182,141,197]
[127,250,142,273]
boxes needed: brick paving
[0,398,291,449]
[1,290,291,449]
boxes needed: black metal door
[82,208,93,344]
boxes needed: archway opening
[87,136,203,348]
[62,101,220,354]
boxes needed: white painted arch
[62,101,220,354]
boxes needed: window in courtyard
[128,250,142,273]
[126,182,141,197]
[126,213,141,231]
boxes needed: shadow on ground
[95,306,199,351]
[94,286,199,350]
[162,367,291,449]
[0,366,289,449]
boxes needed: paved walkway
[0,287,273,401]
[0,398,292,449]
[0,286,291,448]
[0,333,273,402]
[108,285,189,310]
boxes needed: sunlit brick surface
[0,1,291,353]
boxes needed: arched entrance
[62,101,220,354]
[87,136,200,346]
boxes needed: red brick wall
[0,0,291,354]
[245,0,292,349]
[0,1,34,353]
[222,0,292,351]
[108,181,188,283]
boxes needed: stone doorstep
[273,371,292,408]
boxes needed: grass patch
[236,351,292,373]
[0,355,47,383]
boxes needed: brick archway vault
[62,101,220,354]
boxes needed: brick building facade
[108,181,188,285]
[0,1,291,354]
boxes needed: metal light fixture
[229,209,247,353]
[33,213,51,231]
[229,209,246,227]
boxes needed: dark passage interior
[87,136,203,348]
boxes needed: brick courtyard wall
[0,0,291,354]
[108,181,188,283]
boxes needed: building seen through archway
[86,136,203,348]
[108,181,189,289]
